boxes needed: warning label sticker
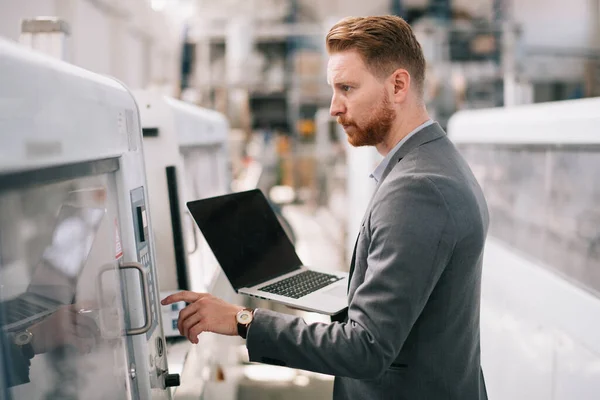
[115,218,123,259]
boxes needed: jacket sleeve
[4,336,32,387]
[246,175,457,379]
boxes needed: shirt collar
[370,119,434,183]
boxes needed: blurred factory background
[3,0,598,201]
[0,0,599,399]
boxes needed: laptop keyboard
[258,270,342,299]
[3,297,49,325]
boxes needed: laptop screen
[187,189,302,290]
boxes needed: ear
[390,68,411,103]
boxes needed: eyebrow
[333,81,358,88]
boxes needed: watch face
[14,331,33,346]
[236,310,252,324]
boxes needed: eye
[341,85,351,92]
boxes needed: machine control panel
[131,187,159,339]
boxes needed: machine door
[181,147,228,290]
[0,171,132,400]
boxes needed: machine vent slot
[142,128,159,137]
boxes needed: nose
[329,93,345,117]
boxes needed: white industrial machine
[134,92,242,399]
[448,98,600,400]
[174,101,233,305]
[135,92,231,338]
[0,39,179,399]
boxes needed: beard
[337,92,395,147]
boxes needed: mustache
[337,116,355,126]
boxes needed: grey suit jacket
[246,123,489,400]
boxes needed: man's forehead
[326,51,368,85]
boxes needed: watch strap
[20,342,34,360]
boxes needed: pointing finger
[161,291,204,305]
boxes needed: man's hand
[161,291,243,343]
[28,305,99,355]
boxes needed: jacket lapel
[349,122,446,282]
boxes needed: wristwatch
[236,308,254,339]
[13,329,34,359]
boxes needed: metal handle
[186,211,199,255]
[120,262,153,336]
[95,264,120,338]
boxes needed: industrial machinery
[171,99,230,293]
[135,92,242,399]
[0,38,179,399]
[448,98,600,400]
[135,92,231,338]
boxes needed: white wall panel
[0,0,56,41]
[514,0,593,81]
[122,30,147,89]
[0,0,175,89]
[514,0,592,48]
[71,0,112,75]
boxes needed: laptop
[187,189,348,315]
[1,204,105,332]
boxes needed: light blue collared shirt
[370,119,434,183]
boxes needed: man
[162,15,489,400]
